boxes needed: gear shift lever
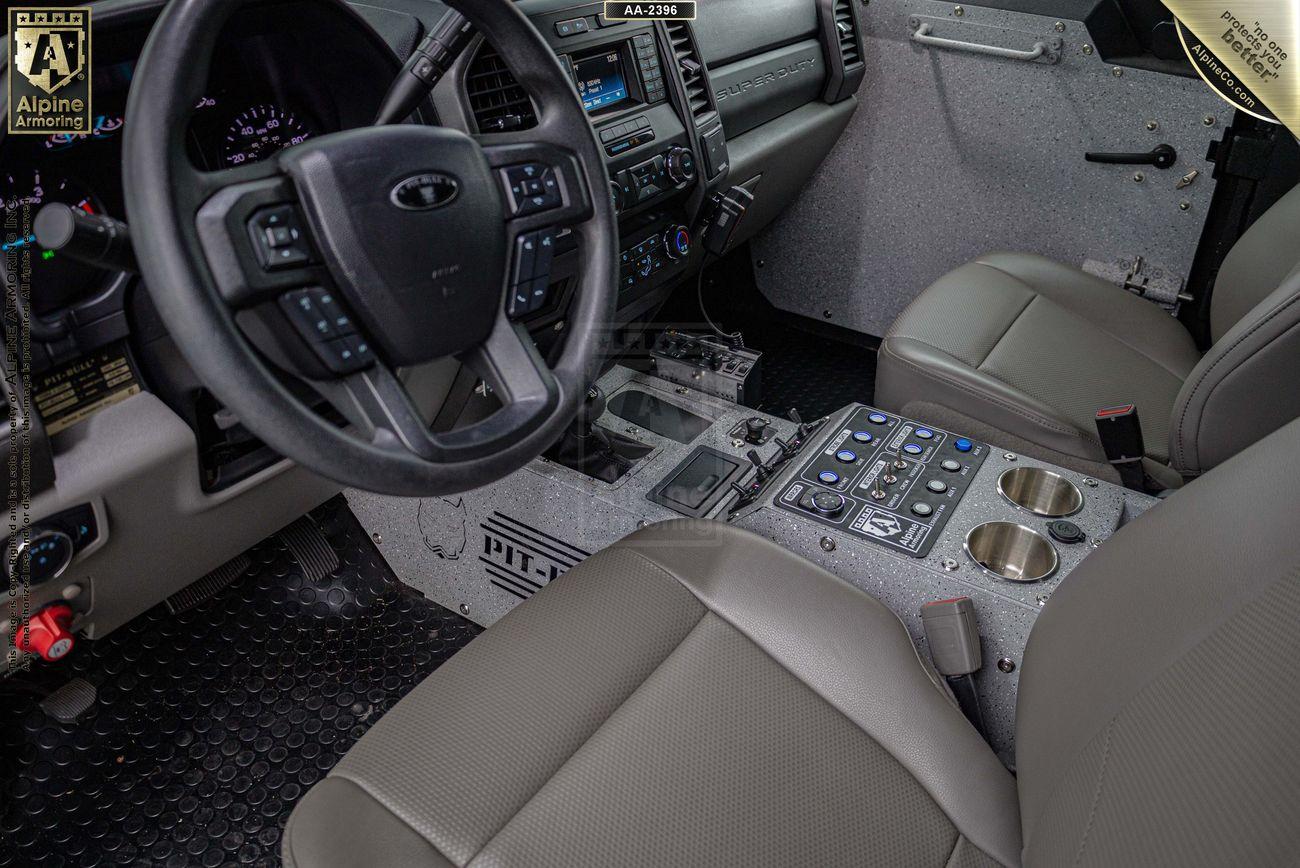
[545,386,652,483]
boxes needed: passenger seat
[874,183,1300,487]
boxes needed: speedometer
[221,104,312,167]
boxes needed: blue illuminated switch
[902,443,924,456]
[914,427,935,439]
[852,431,873,444]
[868,412,888,424]
[955,438,973,453]
[818,470,840,485]
[836,449,857,463]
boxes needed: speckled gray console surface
[347,367,1157,762]
[751,0,1224,338]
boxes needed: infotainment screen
[573,50,629,113]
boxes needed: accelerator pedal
[280,515,339,581]
[165,553,251,614]
[40,677,97,723]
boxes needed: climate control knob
[664,146,697,184]
[664,225,691,261]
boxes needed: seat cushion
[284,520,1020,868]
[876,253,1201,477]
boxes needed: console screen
[574,51,629,112]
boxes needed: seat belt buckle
[920,597,981,677]
[1094,404,1149,491]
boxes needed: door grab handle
[1084,144,1178,169]
[909,21,1059,63]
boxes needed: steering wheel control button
[954,438,973,452]
[318,334,374,374]
[940,459,962,472]
[248,204,313,270]
[910,502,935,517]
[508,229,558,318]
[926,479,949,494]
[868,412,888,424]
[914,427,935,440]
[1047,520,1088,545]
[502,163,562,215]
[902,443,924,456]
[835,449,857,463]
[810,491,846,516]
[280,288,357,343]
[817,470,840,485]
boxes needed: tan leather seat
[875,184,1300,487]
[285,417,1300,867]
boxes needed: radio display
[573,50,630,113]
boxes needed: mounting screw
[1203,114,1216,126]
[458,603,470,615]
[731,438,745,448]
[1090,537,1104,548]
[1036,594,1050,607]
[953,5,964,15]
[820,536,836,552]
[1179,200,1191,211]
[756,259,765,268]
[997,657,1016,673]
[1112,66,1123,77]
[1146,120,1158,131]
[371,532,383,544]
[625,425,640,435]
[1082,477,1099,487]
[1082,43,1094,55]
[822,309,833,319]
[637,519,650,528]
[1003,452,1017,461]
[1054,20,1065,32]
[553,320,564,332]
[941,557,959,571]
[1133,171,1145,182]
[675,386,689,395]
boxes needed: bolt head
[1112,66,1123,76]
[953,4,964,15]
[458,603,470,615]
[820,536,836,552]
[1203,114,1215,125]
[941,557,959,571]
[1179,200,1191,211]
[1003,452,1017,461]
[371,532,383,545]
[1082,477,1099,487]
[1146,120,1158,131]
[1054,20,1065,31]
[997,657,1016,673]
[822,309,833,319]
[1082,43,1094,55]
[1133,171,1144,182]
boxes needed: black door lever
[1084,143,1177,169]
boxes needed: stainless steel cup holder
[964,521,1059,583]
[997,466,1083,517]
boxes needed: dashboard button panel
[500,163,563,216]
[278,288,373,373]
[247,204,314,270]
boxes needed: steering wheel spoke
[314,362,442,459]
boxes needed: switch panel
[775,406,988,557]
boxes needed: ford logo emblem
[391,173,459,210]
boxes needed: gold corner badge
[7,7,92,135]
[1167,1,1295,134]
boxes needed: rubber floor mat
[0,496,480,867]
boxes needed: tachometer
[0,169,105,314]
[222,104,312,167]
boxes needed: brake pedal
[280,515,339,581]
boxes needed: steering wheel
[122,0,617,496]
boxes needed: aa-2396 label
[603,2,697,21]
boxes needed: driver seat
[284,419,1300,867]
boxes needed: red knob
[15,603,75,662]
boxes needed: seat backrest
[1015,415,1300,866]
[1168,183,1300,476]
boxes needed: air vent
[465,41,537,133]
[664,21,715,126]
[833,0,862,66]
